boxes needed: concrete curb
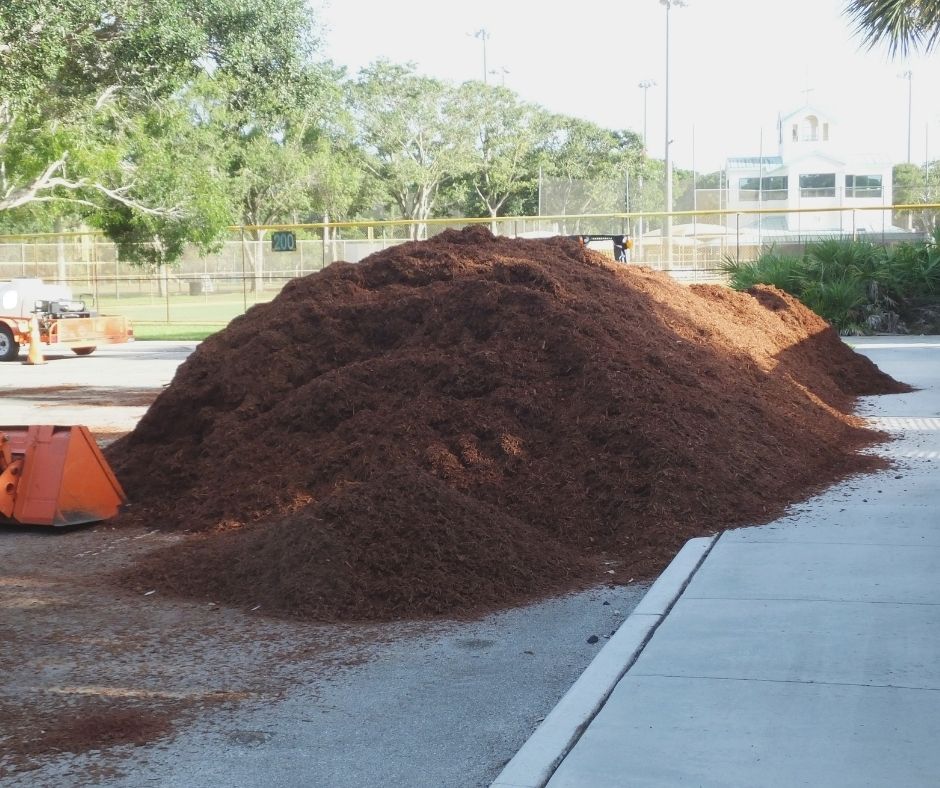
[491,534,718,788]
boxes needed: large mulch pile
[107,227,909,621]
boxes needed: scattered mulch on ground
[0,698,177,777]
[106,227,910,622]
[2,386,159,407]
[24,703,174,753]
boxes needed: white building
[724,104,896,236]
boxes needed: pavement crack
[630,673,940,692]
[683,596,940,606]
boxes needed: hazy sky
[316,0,940,173]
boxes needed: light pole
[899,70,912,163]
[660,0,686,268]
[472,28,490,84]
[637,80,657,248]
[638,79,656,152]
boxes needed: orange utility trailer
[0,314,133,360]
[0,279,133,361]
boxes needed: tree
[94,96,237,268]
[845,0,940,57]
[0,0,318,262]
[350,61,473,238]
[222,61,367,287]
[453,83,547,221]
[894,161,940,231]
[538,117,643,232]
[303,70,378,229]
[227,121,317,290]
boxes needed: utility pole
[926,122,930,204]
[660,0,686,269]
[899,69,913,163]
[637,80,656,247]
[638,79,656,152]
[472,28,490,84]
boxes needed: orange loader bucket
[0,425,127,527]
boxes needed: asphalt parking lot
[0,341,648,787]
[1,341,197,437]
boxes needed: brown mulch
[0,697,178,776]
[105,227,910,622]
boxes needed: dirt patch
[106,227,909,622]
[1,386,160,408]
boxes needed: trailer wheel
[0,325,19,361]
[72,346,97,356]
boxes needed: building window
[739,175,788,201]
[761,175,788,201]
[802,115,819,142]
[845,174,882,198]
[739,177,760,200]
[823,122,829,141]
[792,124,798,142]
[800,173,835,198]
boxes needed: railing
[800,188,837,198]
[845,187,883,199]
[738,190,789,202]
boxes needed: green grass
[89,288,280,340]
[95,289,276,324]
[132,323,224,341]
[85,289,281,341]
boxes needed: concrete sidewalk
[495,338,940,788]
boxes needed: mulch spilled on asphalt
[0,698,179,778]
[106,227,909,621]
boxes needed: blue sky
[316,0,940,172]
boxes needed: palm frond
[723,247,806,295]
[845,0,940,58]
[801,278,867,332]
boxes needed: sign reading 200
[271,231,297,252]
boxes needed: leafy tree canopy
[350,61,474,232]
[451,83,549,219]
[0,0,318,262]
[0,3,670,261]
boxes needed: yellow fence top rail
[1,204,939,242]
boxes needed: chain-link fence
[0,218,563,328]
[538,177,628,233]
[1,207,935,328]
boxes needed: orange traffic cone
[23,313,46,365]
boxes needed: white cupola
[777,104,835,157]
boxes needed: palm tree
[846,0,940,57]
